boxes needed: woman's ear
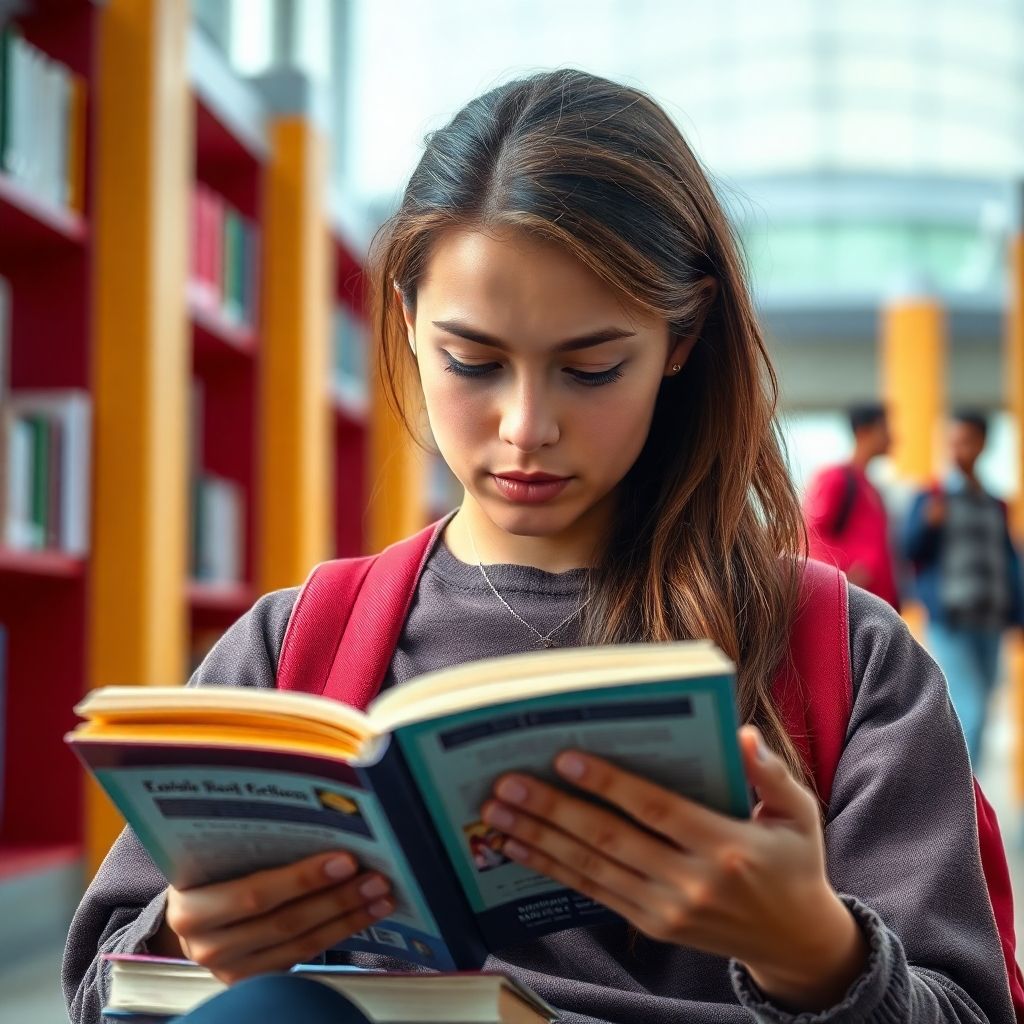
[663,276,718,377]
[394,281,417,356]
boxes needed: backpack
[277,519,1024,1016]
[830,465,859,538]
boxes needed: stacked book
[103,957,555,1023]
[332,302,369,415]
[191,474,245,585]
[0,25,87,211]
[1,389,91,555]
[189,183,260,332]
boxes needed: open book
[68,641,749,970]
[101,956,557,1023]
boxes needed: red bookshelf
[331,231,369,557]
[187,91,261,655]
[0,0,98,878]
[0,172,88,249]
[0,548,86,579]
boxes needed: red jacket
[804,463,900,609]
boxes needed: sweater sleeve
[731,584,1015,1023]
[61,587,299,1024]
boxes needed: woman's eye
[442,353,500,378]
[565,364,625,387]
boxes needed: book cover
[69,643,748,968]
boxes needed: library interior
[2,1,1024,1022]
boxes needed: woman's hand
[149,851,394,984]
[481,726,867,1011]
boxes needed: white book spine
[58,393,91,555]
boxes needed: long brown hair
[370,69,810,785]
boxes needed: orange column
[257,108,332,592]
[880,296,946,485]
[87,0,191,875]
[367,359,429,554]
[880,294,946,639]
[1005,218,1024,797]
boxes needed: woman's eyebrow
[431,319,636,352]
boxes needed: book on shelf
[0,25,86,212]
[0,274,9,398]
[0,624,6,828]
[191,473,245,585]
[189,183,259,333]
[331,303,368,412]
[101,955,556,1023]
[1,389,91,554]
[68,641,748,971]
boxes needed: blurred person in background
[803,403,900,609]
[904,410,1024,766]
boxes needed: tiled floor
[2,687,1023,1023]
[0,934,68,1024]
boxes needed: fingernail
[503,839,530,862]
[755,735,768,762]
[360,876,389,900]
[482,803,516,829]
[368,899,393,918]
[556,752,586,780]
[495,777,528,804]
[324,856,356,880]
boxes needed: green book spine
[223,211,241,323]
[29,415,50,548]
[0,27,15,174]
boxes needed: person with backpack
[63,71,1021,1024]
[904,410,1024,768]
[803,403,901,610]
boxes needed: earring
[670,364,682,373]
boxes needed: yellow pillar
[257,100,332,592]
[87,0,191,875]
[880,295,946,485]
[367,361,429,553]
[880,294,946,639]
[1005,214,1024,797]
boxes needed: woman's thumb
[739,725,816,828]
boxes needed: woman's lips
[490,474,571,504]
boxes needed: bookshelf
[187,57,264,646]
[0,0,425,884]
[330,212,369,557]
[0,0,98,879]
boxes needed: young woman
[63,69,1015,1023]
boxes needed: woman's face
[405,228,691,546]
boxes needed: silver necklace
[466,524,592,649]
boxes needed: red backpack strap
[773,558,851,806]
[976,781,1024,1015]
[276,519,446,709]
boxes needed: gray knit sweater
[63,542,1016,1023]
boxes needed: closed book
[193,474,243,583]
[0,28,13,176]
[0,623,6,828]
[101,955,556,1023]
[66,72,87,213]
[4,414,39,549]
[69,642,748,970]
[28,415,50,543]
[5,390,91,554]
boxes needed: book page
[80,741,459,970]
[393,674,748,950]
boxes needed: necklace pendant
[542,637,556,648]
